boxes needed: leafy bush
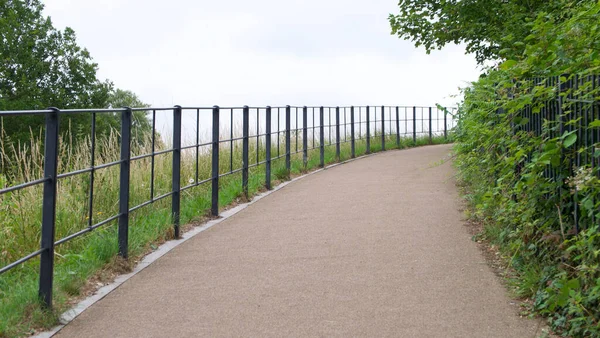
[454,2,600,336]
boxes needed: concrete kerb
[34,146,411,338]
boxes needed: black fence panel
[506,74,600,234]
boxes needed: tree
[0,0,112,110]
[106,88,151,132]
[0,0,111,143]
[388,0,585,65]
[106,89,154,148]
[0,0,151,148]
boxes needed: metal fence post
[443,108,448,139]
[381,106,385,151]
[366,106,371,154]
[303,106,308,168]
[265,106,272,190]
[350,106,355,158]
[39,107,60,308]
[118,107,132,258]
[211,106,220,216]
[428,107,433,144]
[172,105,182,238]
[242,105,249,197]
[320,106,325,167]
[412,106,417,144]
[395,106,400,147]
[285,105,291,173]
[335,106,340,160]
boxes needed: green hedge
[454,2,600,336]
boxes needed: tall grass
[0,123,450,337]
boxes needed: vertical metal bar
[87,112,96,228]
[413,106,417,144]
[335,106,340,160]
[547,78,553,190]
[196,109,200,183]
[150,110,156,201]
[303,106,308,168]
[39,107,60,308]
[572,75,580,232]
[328,107,332,145]
[344,107,347,143]
[312,108,315,149]
[277,107,280,157]
[359,107,362,139]
[592,75,598,226]
[285,105,291,172]
[118,107,132,258]
[242,106,250,197]
[428,107,433,144]
[230,109,233,172]
[350,106,356,158]
[172,106,182,239]
[404,107,407,136]
[389,107,392,137]
[395,106,400,147]
[320,106,325,167]
[576,75,582,167]
[211,106,220,216]
[265,106,272,190]
[443,107,448,139]
[381,106,385,151]
[435,107,439,134]
[366,106,371,154]
[256,109,259,165]
[583,76,589,166]
[558,76,567,229]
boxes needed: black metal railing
[0,104,456,308]
[499,74,599,234]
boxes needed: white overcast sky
[42,0,480,109]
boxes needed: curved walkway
[55,144,542,337]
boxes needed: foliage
[0,0,110,111]
[388,0,591,64]
[101,88,154,149]
[454,2,600,336]
[0,0,108,142]
[0,0,151,150]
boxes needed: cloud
[42,0,480,110]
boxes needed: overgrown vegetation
[390,0,600,335]
[446,2,600,337]
[0,123,449,337]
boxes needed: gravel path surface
[55,144,542,337]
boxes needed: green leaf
[563,133,577,148]
[567,278,580,290]
[581,197,594,211]
[500,60,518,70]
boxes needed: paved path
[55,144,542,338]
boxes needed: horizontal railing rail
[0,104,457,308]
